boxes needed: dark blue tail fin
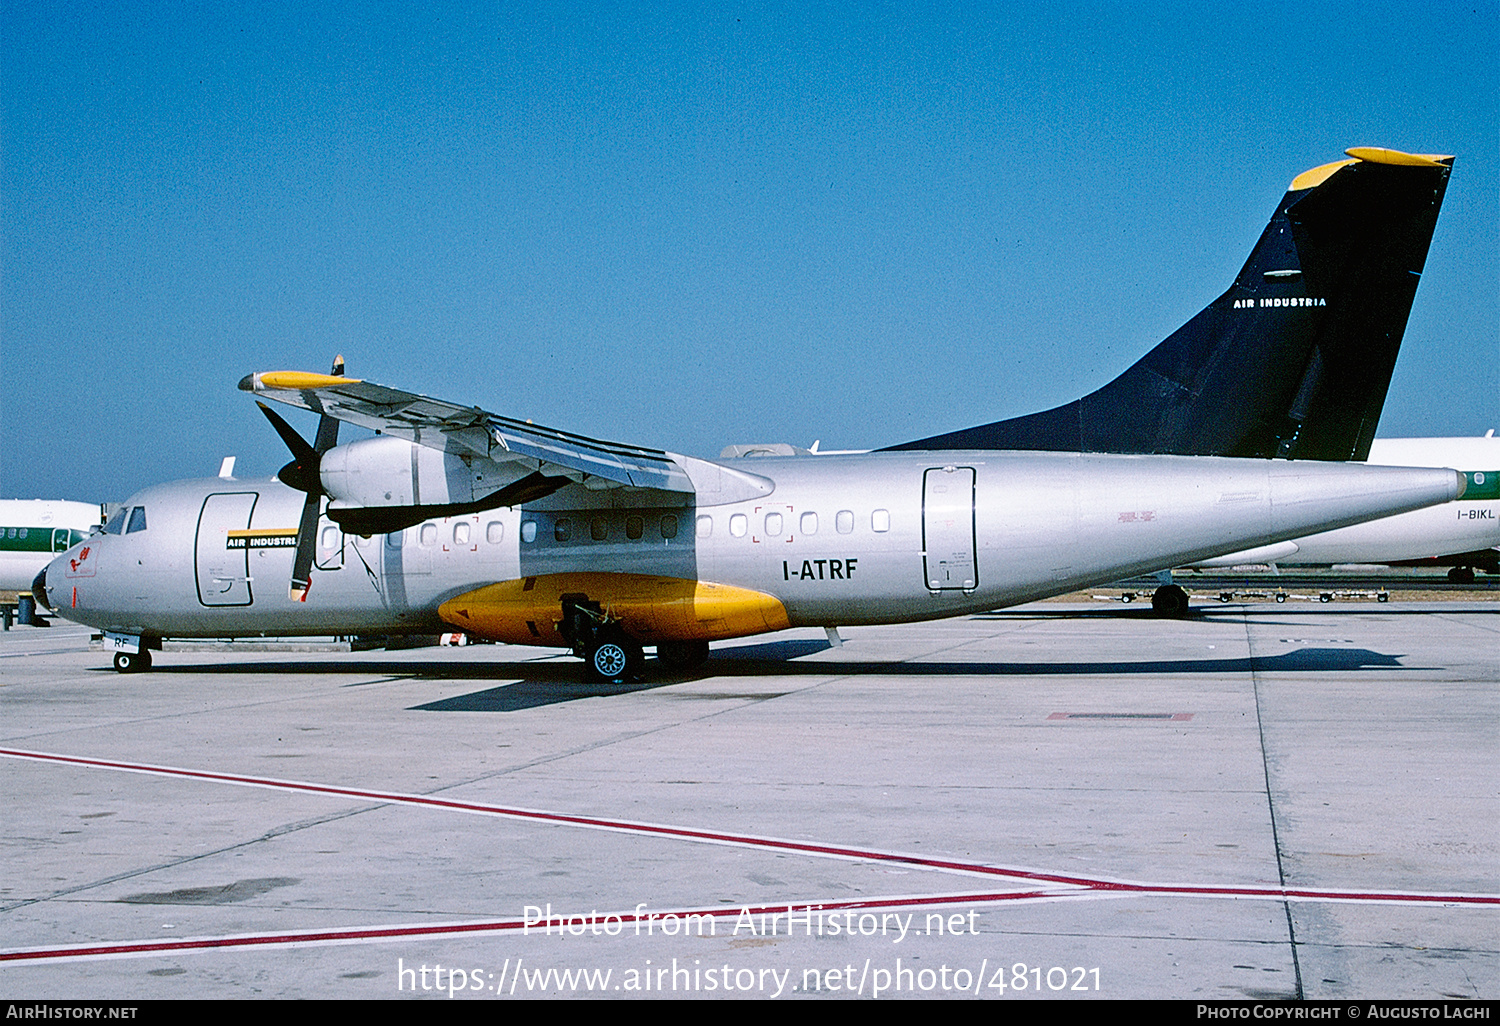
[884,148,1453,460]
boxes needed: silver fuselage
[40,450,1464,643]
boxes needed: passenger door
[922,467,977,590]
[196,492,258,606]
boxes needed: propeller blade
[256,401,319,468]
[256,355,347,602]
[289,493,321,602]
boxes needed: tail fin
[884,147,1453,460]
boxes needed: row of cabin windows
[537,510,891,543]
[545,514,679,544]
[332,516,675,550]
[338,520,507,550]
[703,508,889,539]
[327,508,891,551]
[0,526,88,553]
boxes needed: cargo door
[922,466,977,590]
[196,492,258,606]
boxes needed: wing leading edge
[239,372,694,494]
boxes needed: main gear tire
[586,630,643,684]
[1151,584,1190,618]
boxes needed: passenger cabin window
[554,518,572,542]
[800,512,817,535]
[696,515,712,538]
[590,517,608,541]
[486,522,503,544]
[454,523,471,545]
[320,526,340,549]
[386,531,403,549]
[521,521,537,543]
[126,507,148,533]
[872,509,891,532]
[729,513,747,537]
[836,510,854,534]
[661,515,679,540]
[420,523,438,546]
[765,512,783,536]
[625,516,644,540]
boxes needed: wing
[239,371,693,494]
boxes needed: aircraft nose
[31,565,51,611]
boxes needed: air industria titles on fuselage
[33,146,1466,681]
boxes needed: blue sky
[4,1,1496,502]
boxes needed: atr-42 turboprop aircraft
[35,147,1464,680]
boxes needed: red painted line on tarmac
[1,890,1063,964]
[0,745,1101,886]
[4,743,1497,950]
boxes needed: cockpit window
[126,507,148,533]
[102,508,128,535]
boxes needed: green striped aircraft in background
[1,500,104,593]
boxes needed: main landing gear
[1151,584,1191,618]
[560,595,644,684]
[558,595,713,683]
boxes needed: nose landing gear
[113,650,152,673]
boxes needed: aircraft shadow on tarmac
[416,644,1418,711]
[699,644,1417,678]
[974,606,1491,621]
[126,639,1420,713]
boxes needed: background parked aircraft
[1189,434,1499,580]
[0,500,104,593]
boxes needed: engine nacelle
[319,435,526,508]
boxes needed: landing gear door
[196,492,258,606]
[922,467,977,591]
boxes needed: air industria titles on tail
[34,147,1464,681]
